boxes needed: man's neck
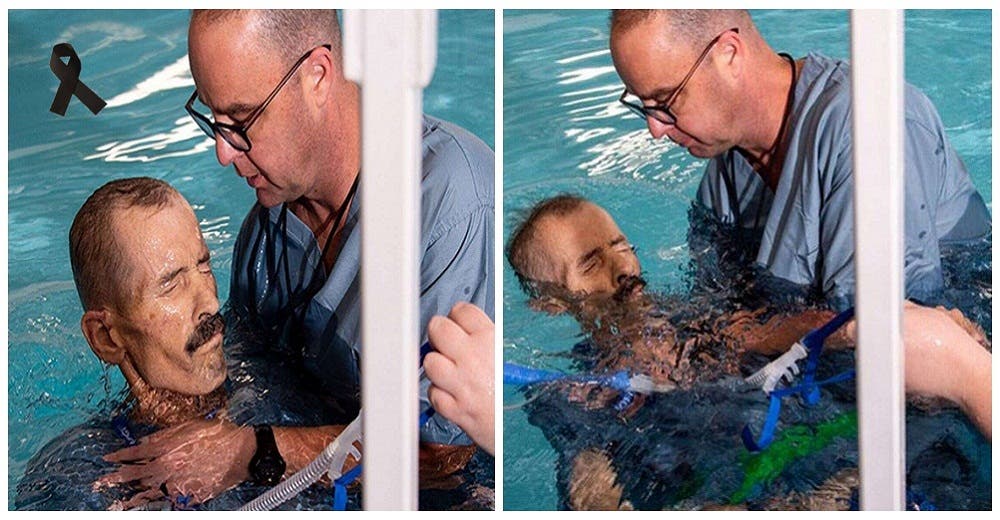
[288,94,362,241]
[573,293,660,337]
[289,167,359,231]
[288,167,360,272]
[738,53,800,191]
[128,384,227,428]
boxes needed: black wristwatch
[249,425,286,486]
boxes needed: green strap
[729,411,857,504]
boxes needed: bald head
[191,9,342,65]
[610,10,752,50]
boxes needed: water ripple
[556,48,610,65]
[557,65,617,85]
[104,55,193,108]
[57,21,145,54]
[84,117,214,163]
[576,129,675,179]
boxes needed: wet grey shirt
[229,115,495,445]
[696,53,990,310]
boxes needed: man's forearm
[274,425,349,476]
[726,308,846,355]
[271,425,475,481]
[951,337,991,441]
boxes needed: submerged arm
[721,308,852,356]
[901,303,991,440]
[735,303,991,440]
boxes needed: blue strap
[741,308,856,452]
[799,308,854,405]
[419,341,433,366]
[741,369,856,452]
[331,404,438,510]
[612,391,636,413]
[332,463,363,510]
[112,414,138,446]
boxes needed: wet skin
[610,16,742,159]
[107,198,225,396]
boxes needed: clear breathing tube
[239,411,363,511]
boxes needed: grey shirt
[229,115,495,445]
[696,53,990,310]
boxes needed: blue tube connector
[503,362,632,393]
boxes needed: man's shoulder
[421,114,494,161]
[419,115,495,226]
[420,115,494,198]
[799,52,853,118]
[801,53,944,136]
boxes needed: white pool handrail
[850,9,907,510]
[343,9,438,511]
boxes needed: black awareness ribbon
[49,43,106,116]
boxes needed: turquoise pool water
[503,9,991,510]
[7,9,494,507]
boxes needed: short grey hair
[191,9,342,64]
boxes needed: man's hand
[425,302,495,455]
[95,418,254,509]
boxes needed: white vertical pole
[343,9,437,511]
[850,9,906,510]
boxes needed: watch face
[258,455,286,485]
[252,453,286,486]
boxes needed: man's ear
[81,309,125,365]
[529,295,569,315]
[716,30,743,81]
[304,46,336,108]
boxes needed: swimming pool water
[7,9,494,507]
[502,9,991,510]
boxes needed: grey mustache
[186,313,225,353]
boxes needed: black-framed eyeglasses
[619,28,738,126]
[185,44,332,153]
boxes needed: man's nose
[646,115,672,140]
[214,135,243,167]
[612,257,636,286]
[194,271,220,318]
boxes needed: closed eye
[198,252,212,274]
[161,279,179,295]
[613,242,635,253]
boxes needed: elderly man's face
[111,198,225,395]
[530,202,643,301]
[187,14,318,208]
[611,18,736,158]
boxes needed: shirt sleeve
[418,203,494,445]
[904,86,990,245]
[815,110,856,312]
[416,118,495,445]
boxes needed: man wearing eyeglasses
[100,10,494,506]
[610,11,989,325]
[611,9,989,310]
